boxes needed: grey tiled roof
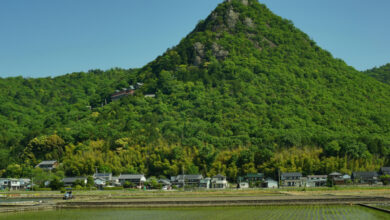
[37,160,57,165]
[62,177,87,183]
[176,174,203,180]
[281,172,302,177]
[118,174,145,179]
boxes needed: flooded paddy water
[0,205,389,220]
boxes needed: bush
[49,177,64,190]
[123,181,135,188]
[74,185,84,190]
[103,186,124,190]
[33,188,52,191]
[380,175,390,185]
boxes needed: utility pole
[182,165,185,191]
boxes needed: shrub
[33,188,51,191]
[103,186,124,190]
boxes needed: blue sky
[0,0,389,77]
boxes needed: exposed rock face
[194,56,202,66]
[193,42,229,65]
[226,0,249,6]
[244,17,254,28]
[212,43,229,60]
[226,8,240,28]
[194,42,205,57]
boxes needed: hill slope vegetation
[364,63,390,85]
[1,0,390,180]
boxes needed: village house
[8,179,21,190]
[93,173,112,182]
[306,175,327,187]
[199,178,211,189]
[111,176,121,186]
[352,171,379,185]
[172,174,204,188]
[211,174,228,189]
[35,160,59,170]
[243,173,264,183]
[380,167,390,176]
[262,178,278,188]
[62,177,88,187]
[118,174,146,188]
[328,172,345,185]
[19,178,31,190]
[0,179,8,190]
[111,88,135,101]
[281,172,303,187]
[238,182,249,189]
[237,173,264,188]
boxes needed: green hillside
[364,63,390,84]
[1,0,390,180]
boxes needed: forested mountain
[1,0,390,181]
[364,63,390,85]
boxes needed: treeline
[1,0,390,179]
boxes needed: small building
[144,94,156,98]
[380,167,390,176]
[262,178,278,188]
[111,88,135,101]
[211,174,228,189]
[328,172,345,185]
[352,171,379,185]
[19,178,31,190]
[0,179,8,190]
[36,160,59,170]
[199,178,211,189]
[62,177,88,187]
[118,174,146,188]
[243,173,264,183]
[238,182,249,189]
[111,176,121,186]
[8,179,21,190]
[306,175,327,187]
[281,172,303,187]
[173,174,204,188]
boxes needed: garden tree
[0,0,390,180]
[49,177,64,190]
[74,179,86,187]
[146,177,161,189]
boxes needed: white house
[9,179,21,190]
[263,178,278,188]
[211,174,229,189]
[118,174,146,188]
[306,175,327,187]
[239,182,249,189]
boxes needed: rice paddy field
[0,205,389,220]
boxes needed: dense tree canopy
[0,0,389,181]
[364,63,390,85]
